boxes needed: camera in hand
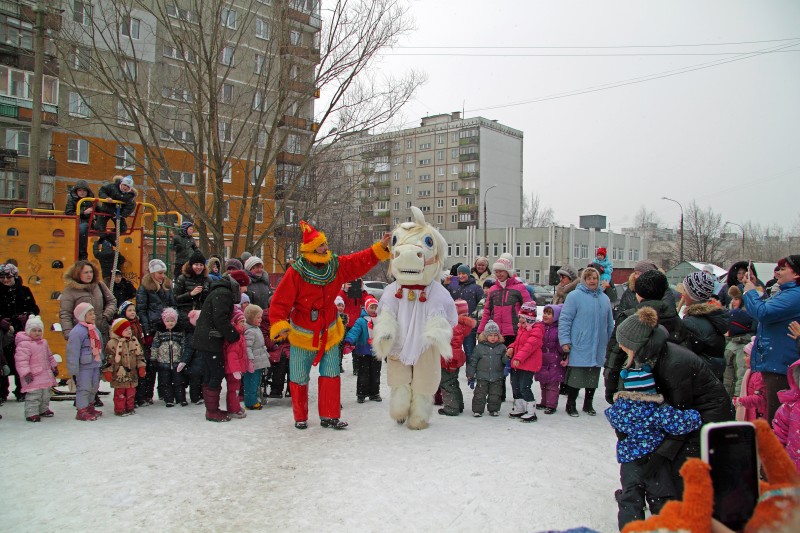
[347,279,363,299]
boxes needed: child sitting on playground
[94,175,137,234]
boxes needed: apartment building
[326,112,523,245]
[7,0,321,264]
[441,218,648,286]
[0,1,60,212]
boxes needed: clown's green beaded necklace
[291,254,340,285]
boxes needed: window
[437,215,444,224]
[534,242,541,257]
[455,244,460,256]
[118,58,136,81]
[451,165,459,175]
[405,170,412,179]
[221,7,237,28]
[162,86,192,103]
[419,143,431,150]
[419,158,431,166]
[405,155,413,164]
[436,199,444,208]
[450,148,458,159]
[255,203,264,223]
[219,83,233,104]
[252,90,267,111]
[451,215,457,223]
[289,30,301,46]
[394,187,400,196]
[117,101,134,126]
[160,170,195,185]
[166,3,197,23]
[222,162,232,183]
[493,243,499,257]
[418,190,430,197]
[406,201,412,209]
[255,54,265,74]
[419,174,431,182]
[255,17,270,40]
[451,198,458,207]
[70,46,91,71]
[534,270,541,284]
[223,200,230,221]
[68,92,90,117]
[220,46,235,66]
[524,242,531,257]
[115,145,135,169]
[419,206,431,213]
[437,134,445,144]
[405,139,412,149]
[286,134,301,154]
[73,1,92,25]
[451,132,458,142]
[250,164,262,185]
[5,130,29,157]
[393,172,399,181]
[515,243,521,256]
[160,128,194,143]
[437,167,444,176]
[544,242,550,256]
[502,243,507,254]
[524,270,531,282]
[574,243,580,258]
[436,150,444,161]
[436,183,444,192]
[218,121,232,143]
[120,15,140,38]
[67,138,89,163]
[581,244,588,259]
[405,186,412,194]
[451,182,457,191]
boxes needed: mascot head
[299,220,332,264]
[390,206,447,286]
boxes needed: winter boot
[318,376,346,428]
[87,404,103,417]
[320,417,349,429]
[290,382,309,426]
[26,415,41,422]
[509,398,526,418]
[521,401,538,422]
[582,387,597,416]
[203,386,230,422]
[565,385,579,417]
[75,407,97,421]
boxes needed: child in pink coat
[772,358,800,473]
[223,308,248,419]
[734,336,767,422]
[14,315,58,422]
[506,302,544,422]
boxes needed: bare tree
[521,192,555,228]
[683,201,726,264]
[57,0,422,257]
[633,205,661,228]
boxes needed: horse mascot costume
[373,206,458,429]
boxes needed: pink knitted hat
[73,302,94,322]
[744,336,755,356]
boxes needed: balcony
[280,45,321,64]
[376,178,391,187]
[360,181,373,189]
[372,211,390,219]
[275,224,301,238]
[0,95,58,125]
[286,80,320,98]
[458,204,478,213]
[278,114,319,132]
[287,5,322,29]
[458,153,479,162]
[0,45,60,77]
[458,220,478,229]
[276,151,305,165]
[459,136,479,146]
[458,171,479,179]
[376,195,389,202]
[458,187,478,196]
[274,183,306,201]
[15,157,57,176]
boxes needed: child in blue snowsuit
[343,296,381,403]
[594,247,613,286]
[604,364,702,530]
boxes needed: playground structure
[0,199,178,381]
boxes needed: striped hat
[620,365,657,394]
[683,271,715,302]
[454,299,469,315]
[519,301,537,320]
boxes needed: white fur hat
[244,256,263,271]
[148,259,167,273]
[25,314,44,333]
[492,257,514,275]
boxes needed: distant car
[531,285,554,306]
[363,280,388,300]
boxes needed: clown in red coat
[269,220,390,429]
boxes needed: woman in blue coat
[558,267,614,417]
[742,254,800,423]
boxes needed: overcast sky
[369,0,800,233]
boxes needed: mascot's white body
[373,207,458,429]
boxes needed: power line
[395,37,800,49]
[384,50,800,57]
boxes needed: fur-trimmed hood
[684,302,724,317]
[62,262,100,290]
[613,391,664,403]
[140,272,173,292]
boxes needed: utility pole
[482,184,497,257]
[662,197,684,264]
[27,0,46,209]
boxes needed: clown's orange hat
[299,220,327,253]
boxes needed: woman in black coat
[0,263,40,402]
[615,308,734,496]
[173,251,210,404]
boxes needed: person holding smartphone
[742,255,800,424]
[613,304,733,496]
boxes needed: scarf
[291,254,340,285]
[81,321,102,361]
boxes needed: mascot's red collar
[395,284,429,302]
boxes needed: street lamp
[661,197,684,264]
[483,184,497,257]
[725,221,745,258]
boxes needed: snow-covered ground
[1,357,620,532]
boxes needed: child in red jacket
[438,300,476,416]
[506,302,544,422]
[223,308,248,419]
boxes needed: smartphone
[700,422,759,532]
[347,279,363,299]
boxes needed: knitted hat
[744,336,755,356]
[189,250,206,266]
[701,264,715,275]
[225,258,243,271]
[111,318,131,336]
[597,247,607,258]
[557,264,578,281]
[492,257,514,274]
[454,299,469,315]
[474,256,489,267]
[616,307,658,352]
[519,301,537,320]
[0,263,19,277]
[188,310,201,327]
[148,259,167,273]
[334,296,345,308]
[634,260,659,274]
[229,269,250,287]
[457,264,471,275]
[24,314,44,333]
[161,307,178,323]
[73,302,94,322]
[620,364,657,394]
[244,256,264,272]
[635,270,668,301]
[118,300,135,317]
[364,296,379,310]
[683,271,715,302]
[240,252,252,264]
[483,320,500,336]
[120,175,134,188]
[239,293,250,305]
[299,220,327,253]
[231,308,245,324]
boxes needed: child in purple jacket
[66,302,106,421]
[535,304,565,415]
